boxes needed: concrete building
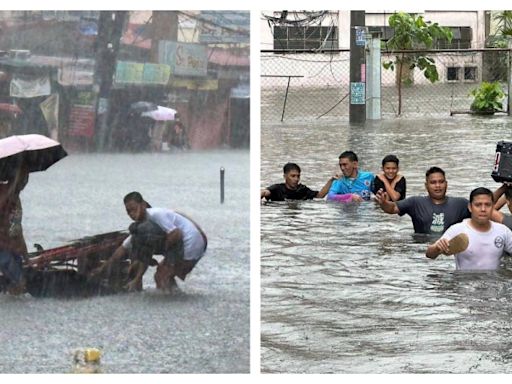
[260,10,499,87]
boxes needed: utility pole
[150,11,179,63]
[508,38,512,116]
[349,11,366,124]
[93,10,127,151]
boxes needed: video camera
[492,141,512,182]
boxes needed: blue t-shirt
[328,170,375,200]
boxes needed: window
[435,27,472,49]
[464,66,477,81]
[273,26,338,50]
[370,25,473,49]
[368,26,394,42]
[447,67,460,81]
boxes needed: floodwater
[261,116,512,373]
[0,149,249,373]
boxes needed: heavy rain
[0,11,249,373]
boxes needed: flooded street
[261,116,512,373]
[0,149,250,373]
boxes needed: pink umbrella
[0,134,67,179]
[141,106,177,121]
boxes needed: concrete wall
[262,10,487,49]
[261,10,490,88]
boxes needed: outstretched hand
[374,188,389,204]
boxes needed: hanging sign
[350,82,366,105]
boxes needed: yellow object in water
[84,348,101,363]
[72,348,102,373]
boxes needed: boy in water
[372,154,406,202]
[261,162,336,201]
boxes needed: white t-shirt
[123,208,206,261]
[441,219,512,270]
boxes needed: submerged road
[0,150,250,373]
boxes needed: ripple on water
[261,117,512,373]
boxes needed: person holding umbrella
[0,163,29,294]
[0,134,67,294]
[167,115,189,150]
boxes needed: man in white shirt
[94,192,207,291]
[426,187,512,270]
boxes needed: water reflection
[261,116,512,373]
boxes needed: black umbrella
[0,134,67,180]
[129,101,158,114]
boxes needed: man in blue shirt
[327,151,374,202]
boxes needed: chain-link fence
[261,48,511,122]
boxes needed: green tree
[485,11,512,48]
[494,10,512,37]
[484,11,512,84]
[383,12,453,115]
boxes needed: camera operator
[491,183,512,229]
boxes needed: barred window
[447,67,460,81]
[273,26,338,50]
[369,25,472,49]
[464,66,477,81]
[435,27,472,49]
[368,26,394,42]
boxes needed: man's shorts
[155,258,199,283]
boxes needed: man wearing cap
[92,191,207,291]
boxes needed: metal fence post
[508,39,512,116]
[220,167,225,204]
[282,76,291,122]
[366,32,382,120]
